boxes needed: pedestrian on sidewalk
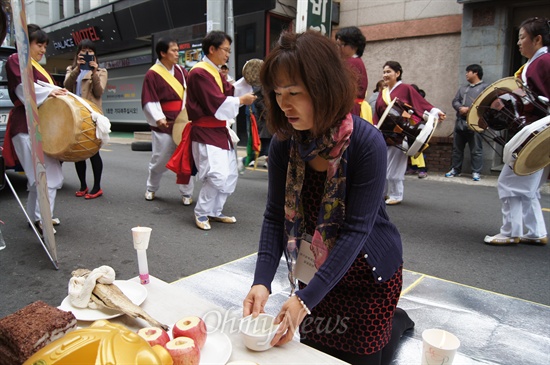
[445,64,488,181]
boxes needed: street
[1,140,549,318]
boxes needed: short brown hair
[260,30,356,139]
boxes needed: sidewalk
[406,171,550,194]
[106,136,549,194]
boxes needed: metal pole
[206,0,224,32]
[226,0,235,79]
[5,173,58,269]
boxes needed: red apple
[164,337,200,365]
[172,316,207,349]
[137,327,171,347]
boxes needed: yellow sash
[360,102,373,124]
[514,64,525,79]
[410,153,425,168]
[191,61,223,93]
[150,63,184,99]
[31,59,54,85]
[381,87,392,105]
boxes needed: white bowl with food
[239,313,280,351]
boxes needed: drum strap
[382,87,392,106]
[150,63,185,100]
[31,59,54,85]
[514,65,524,79]
[191,61,223,93]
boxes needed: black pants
[301,308,414,365]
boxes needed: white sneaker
[385,198,402,205]
[145,191,155,201]
[238,158,245,175]
[484,234,519,245]
[182,195,193,206]
[472,172,480,181]
[445,168,460,177]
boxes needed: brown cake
[0,301,77,365]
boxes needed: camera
[80,51,94,70]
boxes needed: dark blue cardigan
[253,115,404,310]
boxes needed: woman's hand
[242,284,269,318]
[76,53,86,68]
[49,88,67,97]
[271,295,308,347]
[437,111,446,122]
[89,58,98,72]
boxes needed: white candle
[136,248,149,284]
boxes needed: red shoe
[75,188,88,197]
[85,189,103,199]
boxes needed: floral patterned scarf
[285,114,354,292]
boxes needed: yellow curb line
[403,268,550,308]
[400,273,426,296]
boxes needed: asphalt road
[1,140,549,318]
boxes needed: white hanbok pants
[192,141,238,218]
[385,146,408,201]
[12,133,63,222]
[497,164,549,238]
[147,131,194,196]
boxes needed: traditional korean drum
[467,76,549,175]
[172,109,191,145]
[503,115,550,175]
[376,98,438,157]
[39,95,102,162]
[242,58,263,87]
[467,77,533,134]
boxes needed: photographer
[64,39,108,199]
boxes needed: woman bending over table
[243,30,414,365]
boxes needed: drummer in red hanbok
[180,30,256,230]
[373,61,445,205]
[2,24,67,234]
[335,26,370,121]
[484,17,550,246]
[141,37,194,205]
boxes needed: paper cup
[421,328,460,365]
[131,227,152,250]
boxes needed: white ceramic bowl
[239,313,280,351]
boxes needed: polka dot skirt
[298,166,403,355]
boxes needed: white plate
[58,280,148,321]
[200,328,232,365]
